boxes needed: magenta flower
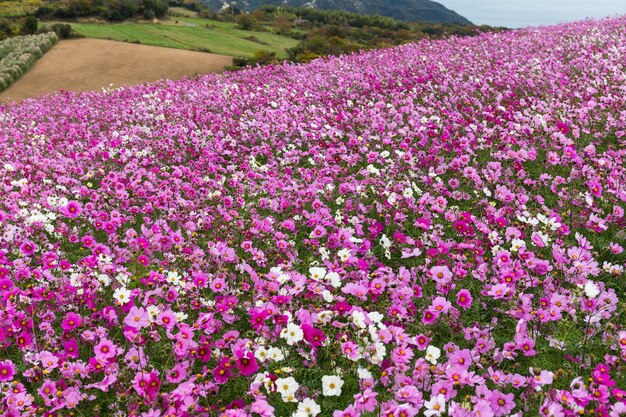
[63,338,80,359]
[235,349,258,376]
[0,360,16,382]
[19,240,37,256]
[213,364,232,384]
[302,323,326,347]
[422,310,438,325]
[61,312,83,332]
[137,254,150,266]
[456,289,473,309]
[61,200,83,218]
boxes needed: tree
[22,16,39,35]
[273,15,292,34]
[236,14,259,31]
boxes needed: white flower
[337,248,351,263]
[97,274,111,286]
[322,375,344,396]
[510,238,526,252]
[425,345,441,364]
[297,398,320,416]
[380,234,391,249]
[352,310,367,329]
[267,347,285,361]
[309,267,326,281]
[366,164,380,175]
[322,290,334,302]
[276,377,299,402]
[255,346,269,363]
[113,287,131,305]
[326,271,341,288]
[584,281,600,298]
[424,394,446,416]
[3,163,14,171]
[281,323,304,345]
[367,312,384,323]
[357,367,373,380]
[146,305,160,322]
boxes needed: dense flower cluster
[0,16,625,417]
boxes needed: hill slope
[204,0,472,24]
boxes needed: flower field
[0,16,625,417]
[0,33,58,93]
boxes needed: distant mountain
[203,0,473,25]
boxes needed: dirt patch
[0,38,233,102]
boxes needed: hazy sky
[439,0,626,28]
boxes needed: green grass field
[63,17,300,58]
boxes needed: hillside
[0,16,625,417]
[203,0,472,24]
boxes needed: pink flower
[63,338,80,359]
[62,200,83,218]
[354,389,379,412]
[124,306,150,329]
[341,341,360,360]
[429,296,452,315]
[20,240,37,256]
[63,387,82,408]
[61,312,83,332]
[456,289,473,309]
[132,370,160,401]
[422,310,438,325]
[166,362,188,384]
[489,391,515,416]
[333,405,358,417]
[0,360,16,382]
[94,338,117,360]
[250,399,275,417]
[158,310,177,330]
[210,277,227,292]
[39,351,59,371]
[429,265,452,285]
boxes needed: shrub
[51,23,72,39]
[0,32,58,92]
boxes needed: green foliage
[230,49,277,69]
[201,0,472,25]
[22,15,39,34]
[260,5,410,30]
[236,13,260,31]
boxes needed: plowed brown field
[1,38,232,102]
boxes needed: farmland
[64,17,300,58]
[0,15,625,417]
[0,38,232,101]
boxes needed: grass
[62,17,300,58]
[168,7,200,18]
